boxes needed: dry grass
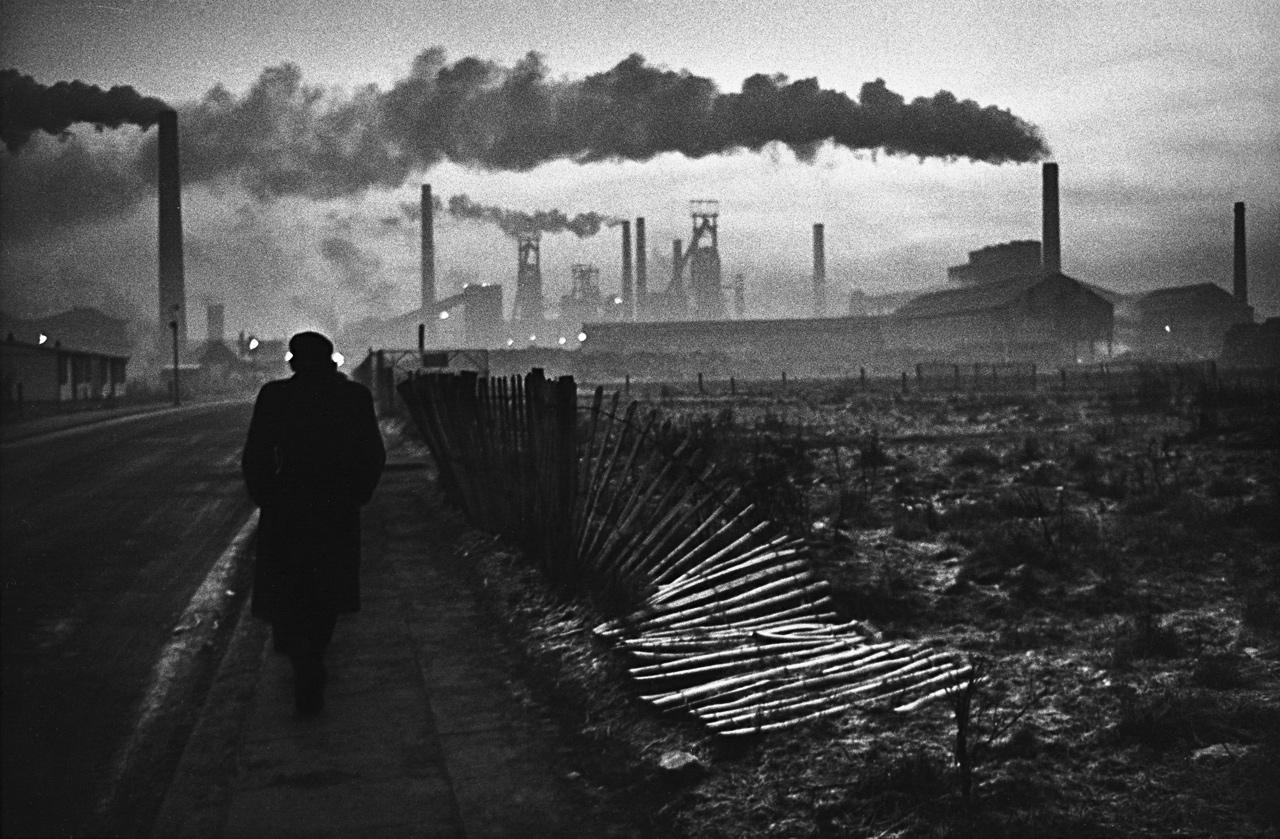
[418,382,1280,838]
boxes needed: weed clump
[1110,612,1184,666]
[951,446,1002,469]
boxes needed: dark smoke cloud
[0,69,169,153]
[167,64,412,199]
[3,50,1047,204]
[319,235,395,307]
[399,193,444,221]
[446,194,621,238]
[381,52,1049,171]
[0,134,149,241]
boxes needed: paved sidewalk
[153,456,624,838]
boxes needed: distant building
[1,336,129,403]
[1221,317,1280,367]
[947,241,1042,285]
[1133,283,1253,359]
[848,287,940,316]
[0,307,134,356]
[888,271,1114,362]
[581,316,886,377]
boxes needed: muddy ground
[415,378,1280,838]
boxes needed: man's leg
[291,611,337,715]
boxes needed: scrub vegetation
[417,376,1280,838]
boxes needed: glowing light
[1164,324,1171,333]
[439,311,449,319]
[529,335,537,342]
[613,296,623,305]
[558,336,567,345]
[577,332,587,342]
[506,339,515,346]
[285,351,293,362]
[38,333,47,345]
[332,351,344,367]
[248,337,260,350]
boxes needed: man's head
[288,331,337,374]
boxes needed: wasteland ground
[404,375,1280,838]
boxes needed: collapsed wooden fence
[398,369,971,734]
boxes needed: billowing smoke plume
[0,69,169,152]
[319,236,395,307]
[3,50,1049,204]
[446,194,621,238]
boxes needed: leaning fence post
[730,376,736,396]
[916,363,923,390]
[901,371,908,394]
[625,374,630,395]
[860,367,867,390]
[698,372,704,395]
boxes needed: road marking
[95,507,260,819]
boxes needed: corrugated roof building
[887,272,1114,362]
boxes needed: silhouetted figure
[242,331,385,715]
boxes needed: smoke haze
[4,50,1048,207]
[446,194,621,238]
[0,69,169,153]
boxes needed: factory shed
[1,336,129,403]
[581,316,887,377]
[888,272,1114,362]
[1134,283,1253,360]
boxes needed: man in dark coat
[242,331,385,715]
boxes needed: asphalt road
[1,402,257,837]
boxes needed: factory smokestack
[635,217,647,319]
[1234,201,1247,306]
[620,220,633,320]
[207,304,224,346]
[422,184,436,311]
[1042,162,1060,274]
[812,223,826,317]
[157,109,186,354]
[672,239,683,293]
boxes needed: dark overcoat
[242,371,385,619]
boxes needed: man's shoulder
[336,376,373,400]
[255,378,290,399]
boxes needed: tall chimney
[812,223,826,317]
[422,184,436,311]
[635,217,647,319]
[620,220,633,320]
[157,110,186,353]
[1042,162,1061,274]
[206,304,224,346]
[672,238,683,291]
[1234,201,1247,305]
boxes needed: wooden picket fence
[397,369,970,734]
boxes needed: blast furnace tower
[511,232,544,323]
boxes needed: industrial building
[888,272,1113,362]
[1,336,129,403]
[1132,283,1253,359]
[581,162,1121,372]
[133,114,1260,375]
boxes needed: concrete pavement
[152,452,636,838]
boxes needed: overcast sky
[2,0,1276,345]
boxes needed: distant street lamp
[169,306,181,407]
